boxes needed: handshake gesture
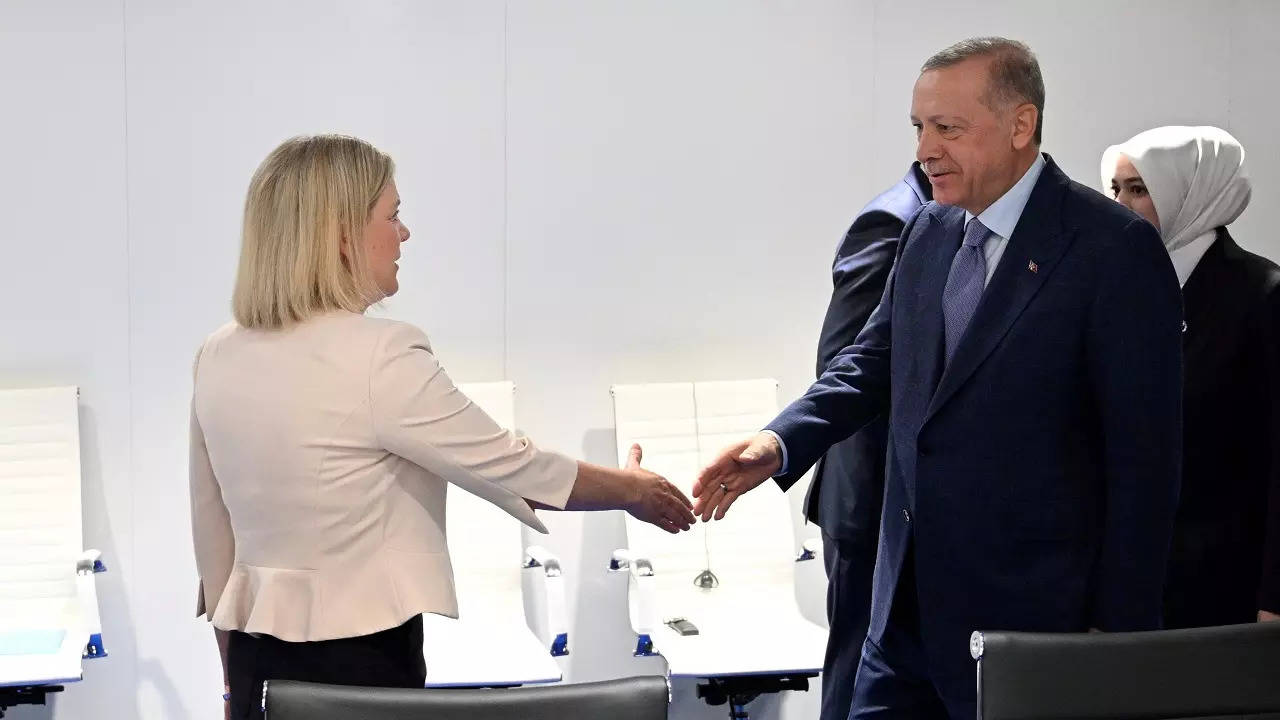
[610,431,781,532]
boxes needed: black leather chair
[264,675,668,720]
[970,622,1280,720]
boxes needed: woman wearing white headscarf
[1102,126,1280,627]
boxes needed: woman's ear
[338,233,351,264]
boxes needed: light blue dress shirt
[965,152,1045,287]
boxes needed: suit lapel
[924,157,1075,423]
[915,208,965,400]
[893,206,961,511]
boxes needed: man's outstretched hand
[691,432,782,521]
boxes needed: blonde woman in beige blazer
[192,135,694,720]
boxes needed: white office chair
[0,386,107,716]
[420,381,569,688]
[609,379,825,719]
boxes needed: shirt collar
[964,152,1046,239]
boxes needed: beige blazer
[190,311,576,642]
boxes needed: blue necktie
[943,218,993,363]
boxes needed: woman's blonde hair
[232,135,395,329]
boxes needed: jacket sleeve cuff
[760,430,789,477]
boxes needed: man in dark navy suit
[798,163,931,720]
[693,37,1182,719]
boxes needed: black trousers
[847,545,967,720]
[820,530,878,720]
[227,615,427,720]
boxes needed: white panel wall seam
[119,0,142,708]
[501,0,512,380]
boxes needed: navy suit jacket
[766,155,1183,695]
[787,163,931,544]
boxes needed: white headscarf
[1101,126,1252,285]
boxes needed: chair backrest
[973,623,1280,720]
[610,380,802,617]
[447,382,523,619]
[0,387,83,634]
[264,675,669,720]
[689,381,799,576]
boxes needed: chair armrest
[75,549,107,659]
[609,549,658,656]
[522,545,561,576]
[796,538,821,562]
[77,549,106,574]
[608,549,653,576]
[523,545,569,656]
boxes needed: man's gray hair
[923,37,1045,145]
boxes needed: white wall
[2,2,1278,719]
[0,2,137,718]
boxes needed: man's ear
[1011,102,1038,150]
